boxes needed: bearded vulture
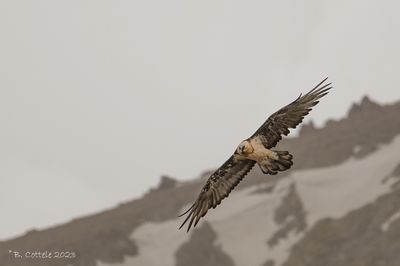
[179,78,332,232]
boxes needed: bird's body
[179,78,332,232]
[235,137,293,175]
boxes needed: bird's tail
[258,150,293,175]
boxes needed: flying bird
[179,78,332,232]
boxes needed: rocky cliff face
[1,97,399,266]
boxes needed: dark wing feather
[179,156,255,232]
[251,77,332,148]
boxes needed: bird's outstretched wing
[179,156,255,232]
[252,77,332,148]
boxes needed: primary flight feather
[179,78,332,232]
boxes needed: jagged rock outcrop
[175,222,235,266]
[267,183,306,247]
[283,188,400,266]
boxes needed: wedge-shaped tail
[258,150,293,175]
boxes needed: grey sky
[1,0,399,239]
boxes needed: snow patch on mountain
[381,210,400,232]
[294,135,400,227]
[98,219,188,266]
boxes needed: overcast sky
[1,0,400,239]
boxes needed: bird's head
[236,140,254,155]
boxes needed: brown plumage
[179,78,332,232]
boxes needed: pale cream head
[236,140,254,155]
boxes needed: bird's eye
[238,144,245,153]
